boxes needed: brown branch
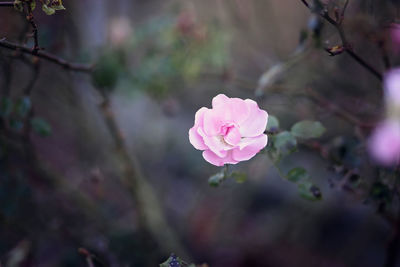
[0,39,93,72]
[299,0,383,81]
[98,91,189,259]
[25,2,40,53]
[307,88,376,128]
[0,2,14,7]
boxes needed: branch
[0,2,13,7]
[307,88,376,128]
[299,0,383,81]
[0,39,93,72]
[25,2,40,53]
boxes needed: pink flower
[390,23,400,48]
[369,120,400,166]
[189,94,268,166]
[384,68,400,106]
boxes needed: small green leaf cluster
[159,254,196,267]
[267,116,325,201]
[0,97,51,137]
[13,0,65,15]
[208,167,247,187]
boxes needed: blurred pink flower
[384,68,400,105]
[391,23,400,46]
[369,120,400,166]
[189,94,268,166]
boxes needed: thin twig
[25,1,40,53]
[307,88,376,128]
[299,0,383,81]
[0,2,13,7]
[0,39,93,72]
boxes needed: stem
[0,39,92,72]
[25,1,40,53]
[299,0,383,81]
[0,2,13,7]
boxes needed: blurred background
[0,0,400,266]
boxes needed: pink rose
[189,94,268,166]
[369,120,400,166]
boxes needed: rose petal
[232,134,268,161]
[212,94,230,108]
[189,127,207,150]
[239,99,268,137]
[203,108,224,136]
[224,126,241,146]
[202,150,239,166]
[198,128,230,157]
[193,107,208,127]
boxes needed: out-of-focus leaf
[0,97,12,118]
[15,97,31,118]
[208,172,225,187]
[287,167,309,183]
[9,119,23,132]
[230,171,247,184]
[273,131,297,154]
[92,53,121,91]
[31,117,52,137]
[298,181,322,201]
[30,0,36,11]
[370,182,392,203]
[291,120,326,139]
[13,0,23,12]
[266,115,279,133]
[159,254,183,267]
[6,240,30,267]
[42,4,55,15]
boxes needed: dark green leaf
[0,97,12,118]
[266,115,279,133]
[30,117,52,137]
[291,120,325,139]
[287,167,309,183]
[9,119,23,132]
[92,53,121,91]
[273,131,297,154]
[15,97,31,118]
[298,181,322,201]
[208,172,225,187]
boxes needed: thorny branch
[0,39,93,72]
[299,0,383,81]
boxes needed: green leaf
[42,4,55,15]
[287,167,309,183]
[91,53,121,91]
[9,119,23,132]
[30,0,36,11]
[15,97,31,118]
[291,120,326,139]
[13,0,23,12]
[50,0,65,10]
[273,131,297,153]
[30,117,52,137]
[298,181,322,201]
[230,171,247,184]
[266,115,279,133]
[0,98,13,118]
[208,172,225,187]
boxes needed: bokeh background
[0,0,400,266]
